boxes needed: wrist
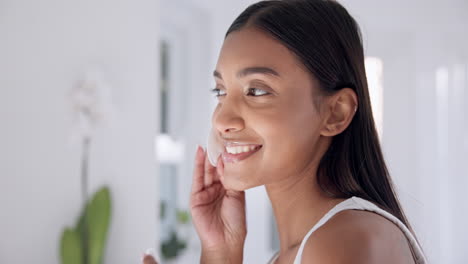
[201,245,244,264]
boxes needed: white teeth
[226,145,259,154]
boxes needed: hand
[142,254,158,264]
[190,146,247,260]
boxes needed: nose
[212,102,245,134]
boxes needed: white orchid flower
[69,68,114,143]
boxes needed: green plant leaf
[87,186,111,264]
[60,228,83,264]
[160,201,166,219]
[75,201,88,262]
[161,230,187,260]
[75,186,112,264]
[176,209,190,224]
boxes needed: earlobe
[319,88,357,137]
[321,124,337,137]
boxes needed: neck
[265,166,345,253]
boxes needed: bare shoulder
[301,209,415,264]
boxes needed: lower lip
[222,145,263,163]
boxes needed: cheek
[259,104,321,173]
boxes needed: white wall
[0,0,160,263]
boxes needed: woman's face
[212,26,330,191]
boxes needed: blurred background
[0,0,467,263]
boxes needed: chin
[221,172,261,191]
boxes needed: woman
[145,0,427,263]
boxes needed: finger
[204,150,216,187]
[191,145,206,194]
[216,155,225,184]
[191,182,223,207]
[142,254,158,264]
[212,155,221,183]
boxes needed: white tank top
[267,196,427,264]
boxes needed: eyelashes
[210,87,270,98]
[210,88,226,97]
[247,87,270,96]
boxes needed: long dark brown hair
[226,0,423,257]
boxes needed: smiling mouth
[222,145,263,163]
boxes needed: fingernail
[141,248,160,262]
[197,144,205,152]
[145,247,155,255]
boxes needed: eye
[246,87,270,96]
[210,88,226,97]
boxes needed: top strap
[292,196,427,264]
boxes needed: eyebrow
[213,66,280,80]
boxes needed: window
[365,57,384,138]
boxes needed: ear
[320,88,358,137]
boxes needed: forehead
[216,27,306,77]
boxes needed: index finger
[191,145,206,194]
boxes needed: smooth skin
[143,26,414,264]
